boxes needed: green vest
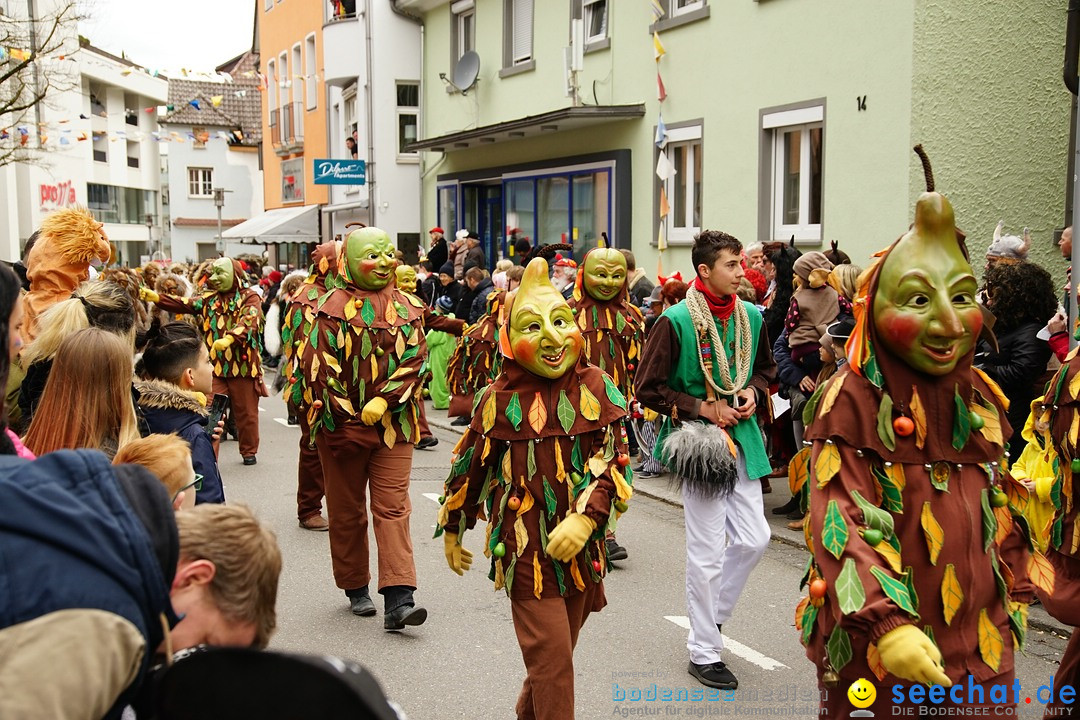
[654,300,771,481]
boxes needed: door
[483,186,503,269]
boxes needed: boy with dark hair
[636,229,775,690]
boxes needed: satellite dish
[451,51,480,95]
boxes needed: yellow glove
[876,624,951,687]
[361,397,388,425]
[643,408,659,422]
[139,287,160,303]
[546,513,597,563]
[211,335,234,356]
[443,532,473,575]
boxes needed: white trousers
[682,450,770,665]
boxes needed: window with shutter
[511,0,532,64]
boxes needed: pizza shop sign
[40,180,77,212]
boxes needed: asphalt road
[221,383,1073,719]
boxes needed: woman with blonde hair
[24,327,140,459]
[828,263,862,303]
[17,279,135,425]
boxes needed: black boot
[345,587,375,617]
[381,586,427,631]
[772,497,800,515]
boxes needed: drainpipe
[1066,0,1080,346]
[389,1,427,236]
[365,0,376,226]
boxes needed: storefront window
[572,172,609,257]
[504,179,534,248]
[438,184,457,236]
[537,176,570,247]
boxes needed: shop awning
[407,104,646,152]
[222,205,320,244]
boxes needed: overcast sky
[78,0,254,73]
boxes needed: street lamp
[145,213,154,261]
[214,188,226,255]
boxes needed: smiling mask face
[346,227,396,291]
[872,193,981,376]
[507,258,583,379]
[582,249,627,302]
[209,258,234,292]
[395,265,417,293]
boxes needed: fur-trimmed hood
[134,379,208,417]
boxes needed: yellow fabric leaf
[612,466,632,502]
[794,595,810,631]
[318,257,329,274]
[941,564,964,626]
[910,386,928,450]
[921,501,944,565]
[817,373,847,419]
[528,392,548,434]
[370,354,379,382]
[966,403,1001,447]
[385,300,399,325]
[345,332,352,357]
[993,504,1012,546]
[1070,368,1080,401]
[333,396,356,415]
[1068,346,1080,362]
[554,440,567,482]
[533,551,543,600]
[575,480,599,514]
[804,515,814,554]
[322,352,342,375]
[501,448,513,482]
[973,367,1010,411]
[519,487,535,515]
[789,446,812,495]
[395,331,406,357]
[309,353,321,383]
[588,455,608,478]
[1071,410,1080,449]
[884,462,906,492]
[481,392,496,434]
[1072,515,1080,555]
[444,480,470,511]
[514,515,528,558]
[344,299,357,321]
[481,436,492,463]
[815,442,841,489]
[494,556,505,591]
[1028,551,1056,595]
[569,556,587,591]
[580,384,601,421]
[452,432,469,455]
[871,536,903,574]
[977,608,1003,672]
[867,643,888,682]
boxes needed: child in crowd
[784,252,848,381]
[135,319,225,504]
[425,295,456,411]
[114,434,198,510]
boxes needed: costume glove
[139,287,160,303]
[211,335,235,356]
[443,532,473,575]
[361,397,388,425]
[876,624,951,687]
[643,408,659,422]
[546,513,597,563]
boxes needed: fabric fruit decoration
[893,417,915,437]
[989,488,1009,508]
[969,410,985,431]
[862,528,883,546]
[1071,458,1080,474]
[506,492,521,511]
[809,578,827,600]
[592,559,603,573]
[493,542,506,558]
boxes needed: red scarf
[693,276,736,321]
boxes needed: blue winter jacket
[135,380,226,504]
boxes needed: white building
[0,25,168,264]
[161,51,264,263]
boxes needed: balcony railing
[327,0,356,22]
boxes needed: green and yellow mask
[503,257,583,379]
[395,265,417,293]
[581,248,627,302]
[344,227,396,291]
[872,193,981,376]
[209,258,234,292]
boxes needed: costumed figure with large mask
[282,227,430,630]
[438,257,632,720]
[794,148,1040,715]
[635,230,776,690]
[142,256,266,464]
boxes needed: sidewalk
[426,403,1071,639]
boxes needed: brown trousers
[510,581,604,720]
[418,402,432,440]
[212,376,263,458]
[316,438,416,591]
[294,405,325,521]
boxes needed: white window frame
[672,0,704,16]
[396,81,419,163]
[583,0,607,43]
[662,124,702,245]
[187,167,214,198]
[452,0,475,61]
[305,34,317,110]
[509,0,533,65]
[764,105,824,243]
[266,59,277,123]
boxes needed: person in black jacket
[466,270,494,324]
[427,227,448,271]
[976,261,1058,457]
[135,320,225,504]
[455,267,487,322]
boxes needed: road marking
[274,418,298,428]
[663,616,788,671]
[259,407,266,412]
[422,493,443,504]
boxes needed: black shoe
[384,604,427,631]
[605,537,628,562]
[772,497,800,515]
[416,436,439,450]
[638,470,661,479]
[243,456,257,466]
[716,624,722,634]
[287,414,299,426]
[450,416,469,427]
[349,595,376,617]
[688,661,738,690]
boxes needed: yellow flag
[653,32,666,61]
[210,95,223,108]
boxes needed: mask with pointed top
[504,257,583,379]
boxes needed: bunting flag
[656,150,676,181]
[210,96,223,108]
[657,224,667,252]
[8,48,31,61]
[653,32,666,60]
[655,113,667,148]
[659,186,670,218]
[649,0,665,22]
[657,72,666,102]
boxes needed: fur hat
[793,251,834,288]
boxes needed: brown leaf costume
[446,289,505,417]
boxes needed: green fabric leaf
[476,466,495,507]
[356,378,365,403]
[826,625,853,673]
[306,287,318,300]
[801,602,818,645]
[452,446,475,476]
[903,565,920,614]
[851,489,895,540]
[1052,515,1064,550]
[544,477,558,519]
[308,323,319,347]
[1054,365,1069,404]
[399,411,412,441]
[290,379,302,405]
[602,374,628,410]
[352,355,360,382]
[953,385,972,451]
[836,558,866,615]
[323,409,336,433]
[616,312,626,333]
[527,439,537,480]
[394,301,409,320]
[802,383,825,426]
[360,330,373,359]
[877,392,896,451]
[874,465,904,514]
[360,298,375,326]
[821,500,850,560]
[572,435,583,470]
[989,549,1008,604]
[504,555,517,596]
[870,565,918,617]
[799,556,813,591]
[552,554,567,595]
[382,380,403,394]
[557,390,577,433]
[317,290,334,309]
[864,354,884,388]
[537,513,549,551]
[1008,605,1026,649]
[592,306,599,328]
[980,488,997,553]
[505,392,523,431]
[326,329,339,350]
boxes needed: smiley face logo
[847,678,877,709]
